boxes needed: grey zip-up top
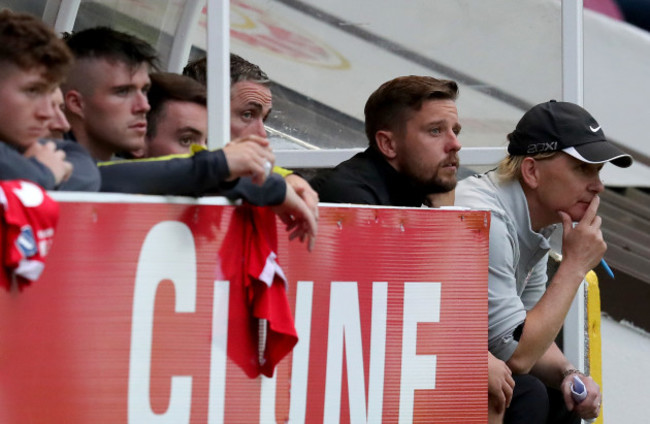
[0,140,100,191]
[455,170,557,361]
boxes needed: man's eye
[25,86,45,96]
[429,128,441,135]
[179,137,194,147]
[578,164,598,176]
[242,111,253,120]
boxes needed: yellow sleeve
[273,166,294,178]
[97,144,206,166]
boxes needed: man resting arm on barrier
[61,29,316,249]
[183,54,320,217]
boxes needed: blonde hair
[497,152,557,182]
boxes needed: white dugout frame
[43,0,590,384]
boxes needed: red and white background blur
[0,198,489,423]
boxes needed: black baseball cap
[507,100,633,168]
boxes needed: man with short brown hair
[0,9,79,189]
[137,72,208,157]
[310,75,520,422]
[62,26,157,161]
[310,75,461,206]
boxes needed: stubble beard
[424,175,457,194]
[404,158,459,195]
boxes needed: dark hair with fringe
[146,72,206,138]
[0,9,73,84]
[64,26,158,71]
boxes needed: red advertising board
[0,197,489,423]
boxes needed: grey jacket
[0,140,100,191]
[455,171,557,361]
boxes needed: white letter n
[399,282,441,424]
[324,281,387,424]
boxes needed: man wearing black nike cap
[507,100,632,167]
[455,100,632,424]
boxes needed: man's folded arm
[55,140,101,192]
[0,143,56,189]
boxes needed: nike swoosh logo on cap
[590,125,601,132]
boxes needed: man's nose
[253,119,267,137]
[134,90,150,113]
[36,96,56,120]
[446,131,462,152]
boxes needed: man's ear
[64,90,84,118]
[375,130,397,160]
[520,156,540,189]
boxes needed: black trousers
[504,374,580,424]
